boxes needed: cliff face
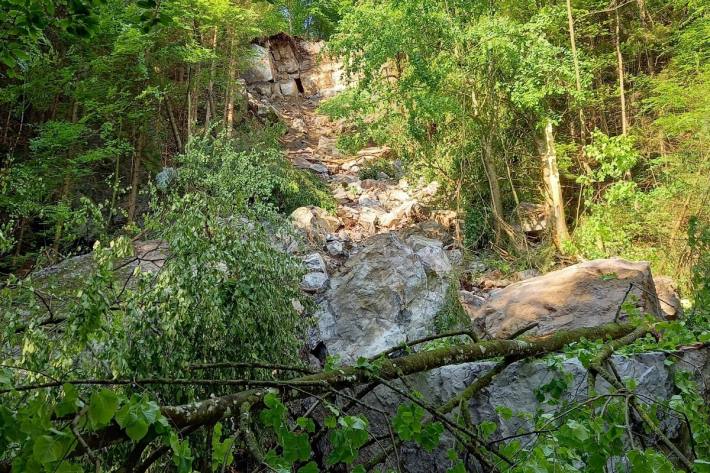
[242,33,346,99]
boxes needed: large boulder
[357,347,709,473]
[315,233,452,363]
[468,259,663,339]
[242,44,274,83]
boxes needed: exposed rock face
[242,33,347,99]
[467,259,663,339]
[315,233,452,363]
[358,347,709,473]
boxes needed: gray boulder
[357,347,709,473]
[469,259,663,339]
[315,233,452,363]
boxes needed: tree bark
[51,101,80,258]
[566,0,586,142]
[205,27,218,131]
[481,135,505,246]
[614,4,629,134]
[537,120,571,249]
[165,96,183,153]
[127,133,145,224]
[224,34,237,136]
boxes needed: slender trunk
[537,120,571,250]
[224,34,237,135]
[481,136,504,246]
[566,0,586,143]
[165,96,183,153]
[186,65,194,146]
[127,133,145,224]
[614,4,628,135]
[636,0,654,73]
[205,28,218,131]
[51,101,79,258]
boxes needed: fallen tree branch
[0,322,638,470]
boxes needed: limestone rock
[654,275,683,320]
[290,206,342,243]
[315,233,452,363]
[357,347,709,472]
[470,258,663,339]
[279,80,299,96]
[242,44,274,83]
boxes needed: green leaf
[55,384,84,417]
[33,435,61,464]
[297,462,319,473]
[88,389,119,428]
[297,417,316,433]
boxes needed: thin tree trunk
[224,34,237,136]
[186,65,194,146]
[127,133,145,224]
[165,96,183,153]
[481,135,504,246]
[566,0,586,143]
[51,101,80,258]
[614,4,628,135]
[636,0,654,73]
[537,120,571,250]
[205,27,218,131]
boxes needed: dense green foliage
[323,0,709,289]
[1,0,708,471]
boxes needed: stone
[279,80,299,96]
[404,234,452,277]
[515,202,547,232]
[317,136,342,157]
[301,272,329,293]
[358,207,381,233]
[291,118,307,133]
[654,275,683,320]
[242,44,274,83]
[309,162,329,174]
[315,233,452,363]
[471,258,663,339]
[290,206,342,243]
[326,240,345,257]
[303,253,327,274]
[356,347,709,472]
[291,298,305,315]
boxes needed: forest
[0,0,709,471]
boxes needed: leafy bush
[358,157,397,180]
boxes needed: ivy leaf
[88,389,118,428]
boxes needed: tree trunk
[614,4,629,135]
[205,27,218,131]
[537,120,571,250]
[566,0,586,143]
[165,96,183,153]
[127,133,145,224]
[481,135,504,246]
[51,101,80,258]
[224,35,237,136]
